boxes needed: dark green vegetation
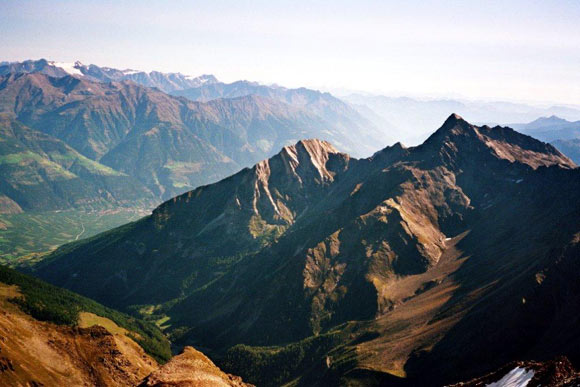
[0,264,171,362]
[220,326,357,386]
[33,116,580,385]
[0,209,145,263]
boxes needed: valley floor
[0,208,149,265]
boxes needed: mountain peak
[277,139,344,182]
[294,138,339,154]
[441,113,468,128]
[420,114,576,169]
[280,139,340,159]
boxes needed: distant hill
[552,138,580,164]
[33,115,580,386]
[510,115,580,142]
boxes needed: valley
[0,208,147,263]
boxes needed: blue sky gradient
[2,0,579,104]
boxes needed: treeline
[220,331,344,386]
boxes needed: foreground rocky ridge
[34,115,580,385]
[0,266,248,386]
[140,347,252,387]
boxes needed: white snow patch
[51,61,83,76]
[185,75,213,84]
[486,367,534,387]
[122,69,141,75]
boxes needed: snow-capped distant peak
[50,61,84,76]
[184,74,216,83]
[122,69,141,75]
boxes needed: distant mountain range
[507,115,580,164]
[171,81,389,155]
[1,59,387,156]
[0,60,391,213]
[33,115,580,386]
[0,58,218,93]
[344,93,580,145]
[510,115,580,142]
[0,71,387,210]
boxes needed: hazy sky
[2,0,579,104]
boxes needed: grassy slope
[0,209,147,263]
[0,264,171,362]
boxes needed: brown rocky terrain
[0,282,157,386]
[0,273,249,387]
[140,346,252,387]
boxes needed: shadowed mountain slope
[33,115,579,385]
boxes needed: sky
[2,0,580,105]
